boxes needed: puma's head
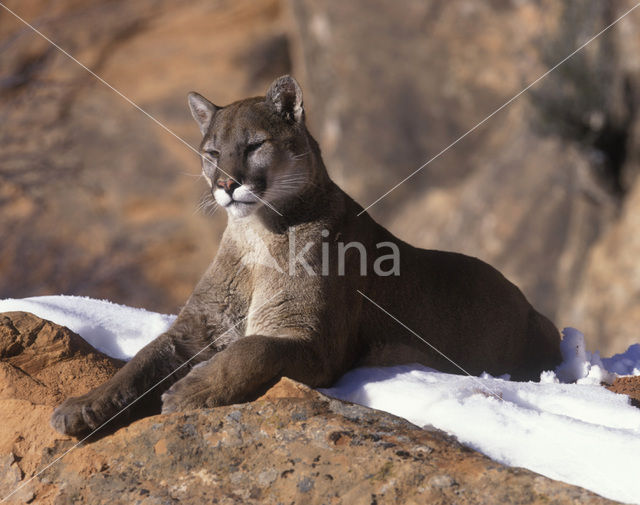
[188,75,321,219]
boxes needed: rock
[0,453,23,493]
[36,384,619,505]
[0,0,290,313]
[0,312,123,490]
[0,314,619,504]
[31,381,617,505]
[0,312,124,405]
[567,180,640,354]
[2,0,640,353]
[608,375,640,409]
[257,375,317,400]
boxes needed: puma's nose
[216,178,240,194]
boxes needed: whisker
[271,178,308,185]
[179,171,205,178]
[291,151,310,160]
[263,172,318,203]
[269,177,311,187]
[204,201,218,217]
[193,191,218,217]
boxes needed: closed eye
[245,140,266,154]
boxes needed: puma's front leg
[51,319,215,437]
[161,335,332,413]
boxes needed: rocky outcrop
[0,312,123,503]
[608,375,640,408]
[0,0,290,313]
[1,0,639,361]
[0,311,123,405]
[0,313,622,504]
[567,180,640,353]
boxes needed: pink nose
[216,179,237,192]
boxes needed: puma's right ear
[188,92,219,135]
[265,75,304,123]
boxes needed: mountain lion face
[188,77,313,218]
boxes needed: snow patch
[552,327,616,385]
[0,296,175,360]
[603,344,640,376]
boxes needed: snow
[552,327,617,385]
[323,367,640,504]
[0,296,175,360]
[604,344,640,376]
[1,296,640,503]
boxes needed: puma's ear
[265,75,304,123]
[188,92,219,135]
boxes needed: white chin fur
[226,202,257,218]
[232,185,260,204]
[214,186,261,218]
[214,188,232,207]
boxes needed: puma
[51,76,561,437]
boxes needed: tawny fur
[51,76,561,437]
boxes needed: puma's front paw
[161,372,215,414]
[50,392,119,437]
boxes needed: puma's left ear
[265,75,304,123]
[188,92,220,135]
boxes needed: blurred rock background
[1,0,639,355]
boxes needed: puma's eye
[245,140,265,153]
[204,149,219,160]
